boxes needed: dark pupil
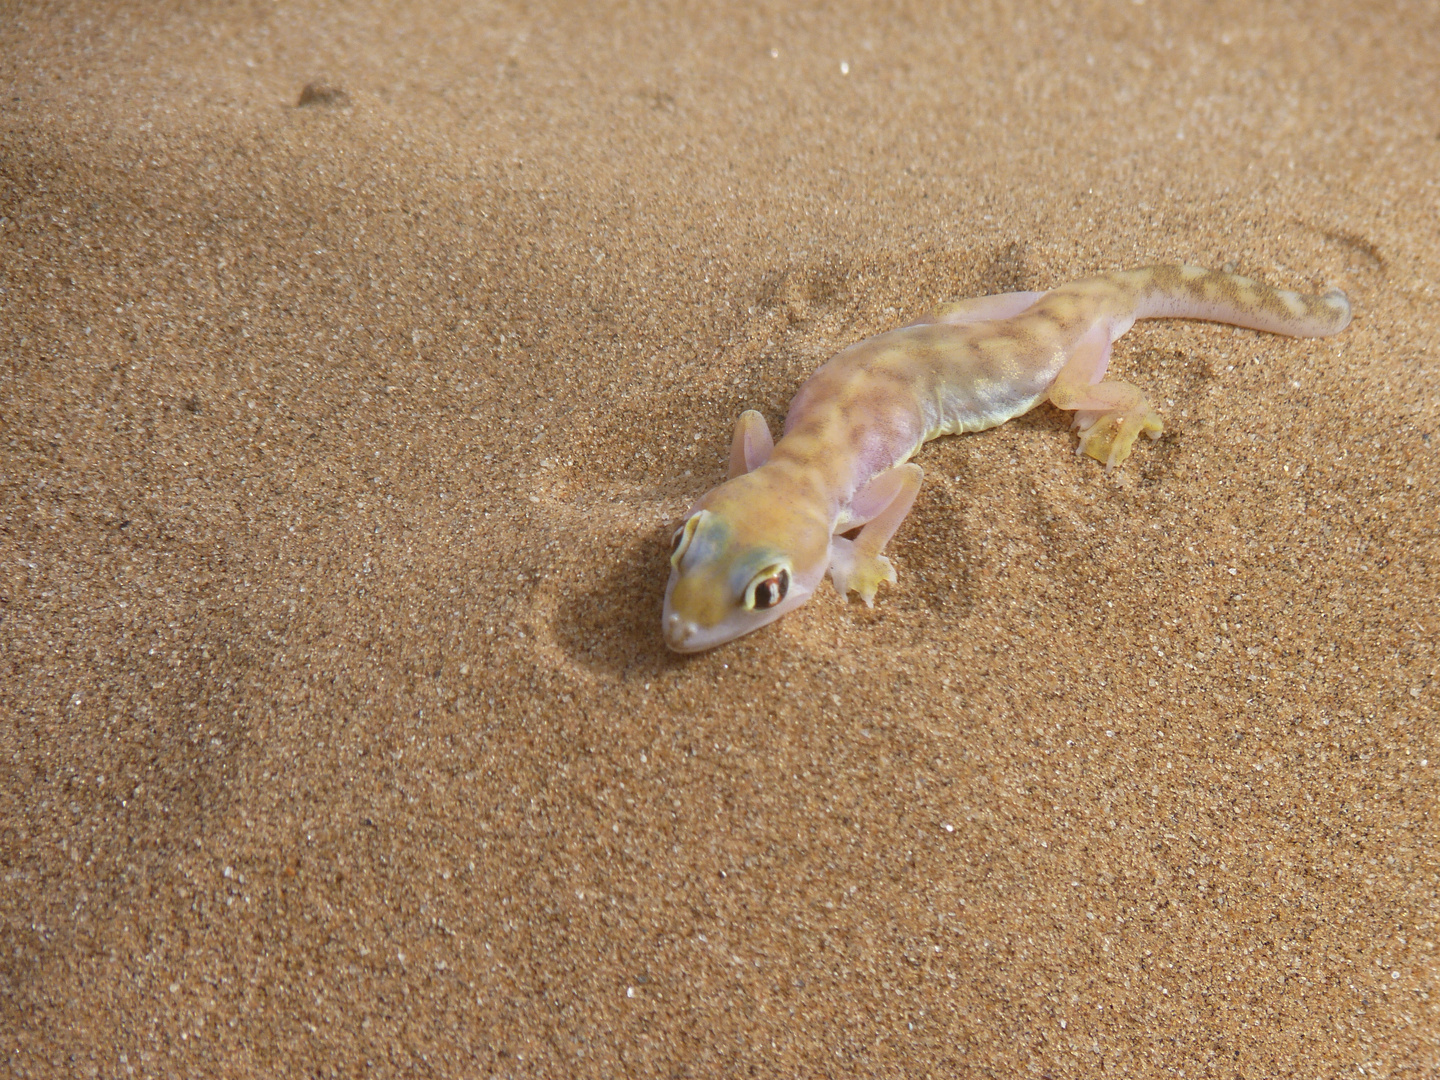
[754,568,790,609]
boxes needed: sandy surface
[2,1,1438,1076]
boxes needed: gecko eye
[747,566,790,611]
[669,515,700,568]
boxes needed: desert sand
[2,1,1437,1076]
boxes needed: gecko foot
[829,536,897,606]
[1073,399,1163,472]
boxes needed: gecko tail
[1121,265,1351,338]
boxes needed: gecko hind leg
[911,290,1044,327]
[1048,330,1163,472]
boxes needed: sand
[2,1,1437,1076]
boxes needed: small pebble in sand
[297,83,351,108]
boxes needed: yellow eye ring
[746,566,790,610]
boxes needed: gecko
[662,265,1351,652]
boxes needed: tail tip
[1322,287,1352,332]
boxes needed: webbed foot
[1073,393,1164,472]
[829,536,897,606]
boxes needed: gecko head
[662,476,830,652]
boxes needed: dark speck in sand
[297,83,351,108]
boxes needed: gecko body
[662,265,1350,652]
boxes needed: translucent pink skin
[663,266,1352,652]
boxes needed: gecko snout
[663,611,699,651]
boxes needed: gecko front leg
[829,463,924,605]
[729,409,774,478]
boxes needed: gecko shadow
[550,521,690,678]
